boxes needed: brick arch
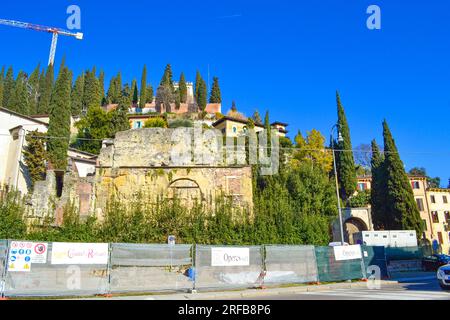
[167,178,204,202]
[344,217,368,244]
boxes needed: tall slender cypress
[47,65,71,170]
[194,70,202,102]
[139,65,147,108]
[71,73,85,116]
[209,76,222,103]
[335,91,357,201]
[0,66,4,108]
[370,139,388,229]
[99,70,105,106]
[27,64,41,114]
[383,120,424,235]
[9,71,29,114]
[37,64,54,114]
[179,72,187,103]
[131,79,138,104]
[197,78,207,111]
[3,66,14,109]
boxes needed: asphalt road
[232,279,450,300]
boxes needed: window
[232,126,237,133]
[432,211,439,223]
[431,195,436,204]
[416,198,424,211]
[134,121,142,129]
[438,232,443,245]
[445,211,450,223]
[411,181,420,189]
[358,183,367,191]
[444,196,448,204]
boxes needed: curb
[395,276,436,283]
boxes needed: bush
[0,188,27,239]
[168,119,193,128]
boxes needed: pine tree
[23,130,47,188]
[209,76,222,103]
[98,70,105,106]
[3,66,15,109]
[179,72,187,103]
[197,78,207,111]
[47,65,71,170]
[335,91,357,201]
[115,72,123,100]
[37,64,54,114]
[231,100,237,112]
[9,71,29,114]
[71,73,85,116]
[370,139,388,229]
[252,110,262,124]
[139,65,147,108]
[131,79,138,105]
[106,76,117,104]
[383,120,424,235]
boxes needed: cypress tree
[0,66,4,108]
[131,79,138,105]
[335,91,357,201]
[145,85,154,103]
[71,73,85,116]
[139,65,147,108]
[3,66,14,109]
[9,71,29,114]
[383,120,424,235]
[160,64,174,92]
[99,70,106,105]
[252,110,262,124]
[370,139,388,229]
[82,70,101,112]
[197,78,207,111]
[23,130,47,188]
[106,76,117,104]
[37,64,54,114]
[231,100,237,112]
[179,72,187,103]
[115,72,123,100]
[194,70,202,102]
[47,65,71,170]
[28,64,41,114]
[209,76,222,103]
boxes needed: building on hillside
[30,114,81,136]
[344,175,450,253]
[271,122,289,137]
[128,114,165,129]
[173,81,194,104]
[0,107,97,195]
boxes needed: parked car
[422,254,450,271]
[437,264,450,290]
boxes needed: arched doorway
[344,217,368,244]
[167,178,203,204]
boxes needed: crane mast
[0,18,83,65]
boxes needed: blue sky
[1,0,449,185]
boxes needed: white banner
[211,247,250,267]
[51,242,109,265]
[333,244,362,261]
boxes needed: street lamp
[330,124,345,245]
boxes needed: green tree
[194,70,202,102]
[82,69,101,112]
[292,129,333,172]
[23,130,48,189]
[209,76,222,103]
[27,64,41,114]
[47,65,71,169]
[71,73,84,116]
[160,64,174,92]
[0,189,27,239]
[9,71,29,114]
[252,110,262,124]
[139,65,147,108]
[370,139,388,229]
[0,66,5,107]
[178,72,187,103]
[3,66,15,109]
[143,117,167,128]
[131,79,138,104]
[197,78,207,111]
[409,167,441,188]
[145,84,154,103]
[98,70,106,105]
[383,120,424,235]
[37,64,54,114]
[335,91,357,201]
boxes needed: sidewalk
[388,271,436,283]
[82,280,399,300]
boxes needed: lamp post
[330,124,345,245]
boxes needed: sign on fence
[211,247,250,267]
[333,245,362,261]
[7,241,48,272]
[51,242,109,265]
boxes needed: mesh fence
[385,245,432,262]
[194,245,264,291]
[0,240,7,296]
[361,246,388,279]
[4,242,109,297]
[315,246,365,282]
[109,243,193,293]
[264,245,318,284]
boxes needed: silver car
[437,264,450,290]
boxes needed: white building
[0,107,97,195]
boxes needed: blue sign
[11,249,17,255]
[10,256,16,262]
[25,256,31,262]
[19,249,24,255]
[25,249,31,255]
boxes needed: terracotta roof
[212,116,264,128]
[271,121,289,127]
